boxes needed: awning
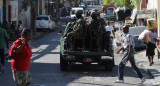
[131,9,157,23]
[137,9,156,19]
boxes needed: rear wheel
[104,60,113,71]
[60,53,68,71]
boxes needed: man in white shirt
[105,21,115,38]
[115,26,146,84]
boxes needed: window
[36,16,49,20]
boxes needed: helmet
[75,10,82,18]
[91,11,98,20]
[75,10,82,15]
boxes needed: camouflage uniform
[89,12,103,51]
[67,17,85,50]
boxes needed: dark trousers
[0,48,5,66]
[118,49,144,80]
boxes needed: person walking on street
[146,28,157,66]
[105,21,115,39]
[9,28,32,86]
[0,25,9,73]
[115,26,146,83]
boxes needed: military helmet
[75,10,82,15]
[91,11,98,19]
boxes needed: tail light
[49,21,51,24]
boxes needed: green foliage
[102,0,141,9]
[22,0,37,11]
[22,0,30,11]
[102,0,113,5]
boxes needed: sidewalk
[135,50,160,85]
[115,31,160,85]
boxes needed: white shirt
[105,25,114,37]
[122,33,135,49]
[149,31,157,44]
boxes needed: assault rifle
[63,18,77,37]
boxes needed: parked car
[106,7,116,20]
[36,15,56,32]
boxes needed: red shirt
[10,37,32,71]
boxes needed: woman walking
[9,28,32,86]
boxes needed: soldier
[67,10,85,50]
[96,11,111,51]
[89,11,104,51]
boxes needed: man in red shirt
[9,28,32,86]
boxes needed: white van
[70,7,85,20]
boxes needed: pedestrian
[105,21,115,39]
[0,25,9,73]
[9,28,32,86]
[146,28,157,66]
[119,22,123,31]
[115,26,146,83]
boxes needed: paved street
[1,2,160,86]
[0,24,156,86]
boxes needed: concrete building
[147,0,160,37]
[0,0,11,24]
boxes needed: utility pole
[47,0,49,15]
[56,0,58,23]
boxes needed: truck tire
[60,53,68,71]
[104,60,113,71]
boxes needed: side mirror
[58,30,63,35]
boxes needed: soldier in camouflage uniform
[89,11,104,51]
[67,10,85,50]
[97,11,111,51]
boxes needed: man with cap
[115,26,146,83]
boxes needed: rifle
[63,19,76,37]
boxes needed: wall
[141,0,147,10]
[6,0,11,22]
[156,0,160,37]
[147,0,160,37]
[147,0,158,9]
[0,0,3,24]
[11,0,18,25]
[22,7,31,28]
[39,0,42,15]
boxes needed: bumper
[62,55,114,63]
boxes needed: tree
[102,0,113,5]
[22,0,37,34]
[102,0,141,9]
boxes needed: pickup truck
[58,22,115,71]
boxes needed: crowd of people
[1,21,23,41]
